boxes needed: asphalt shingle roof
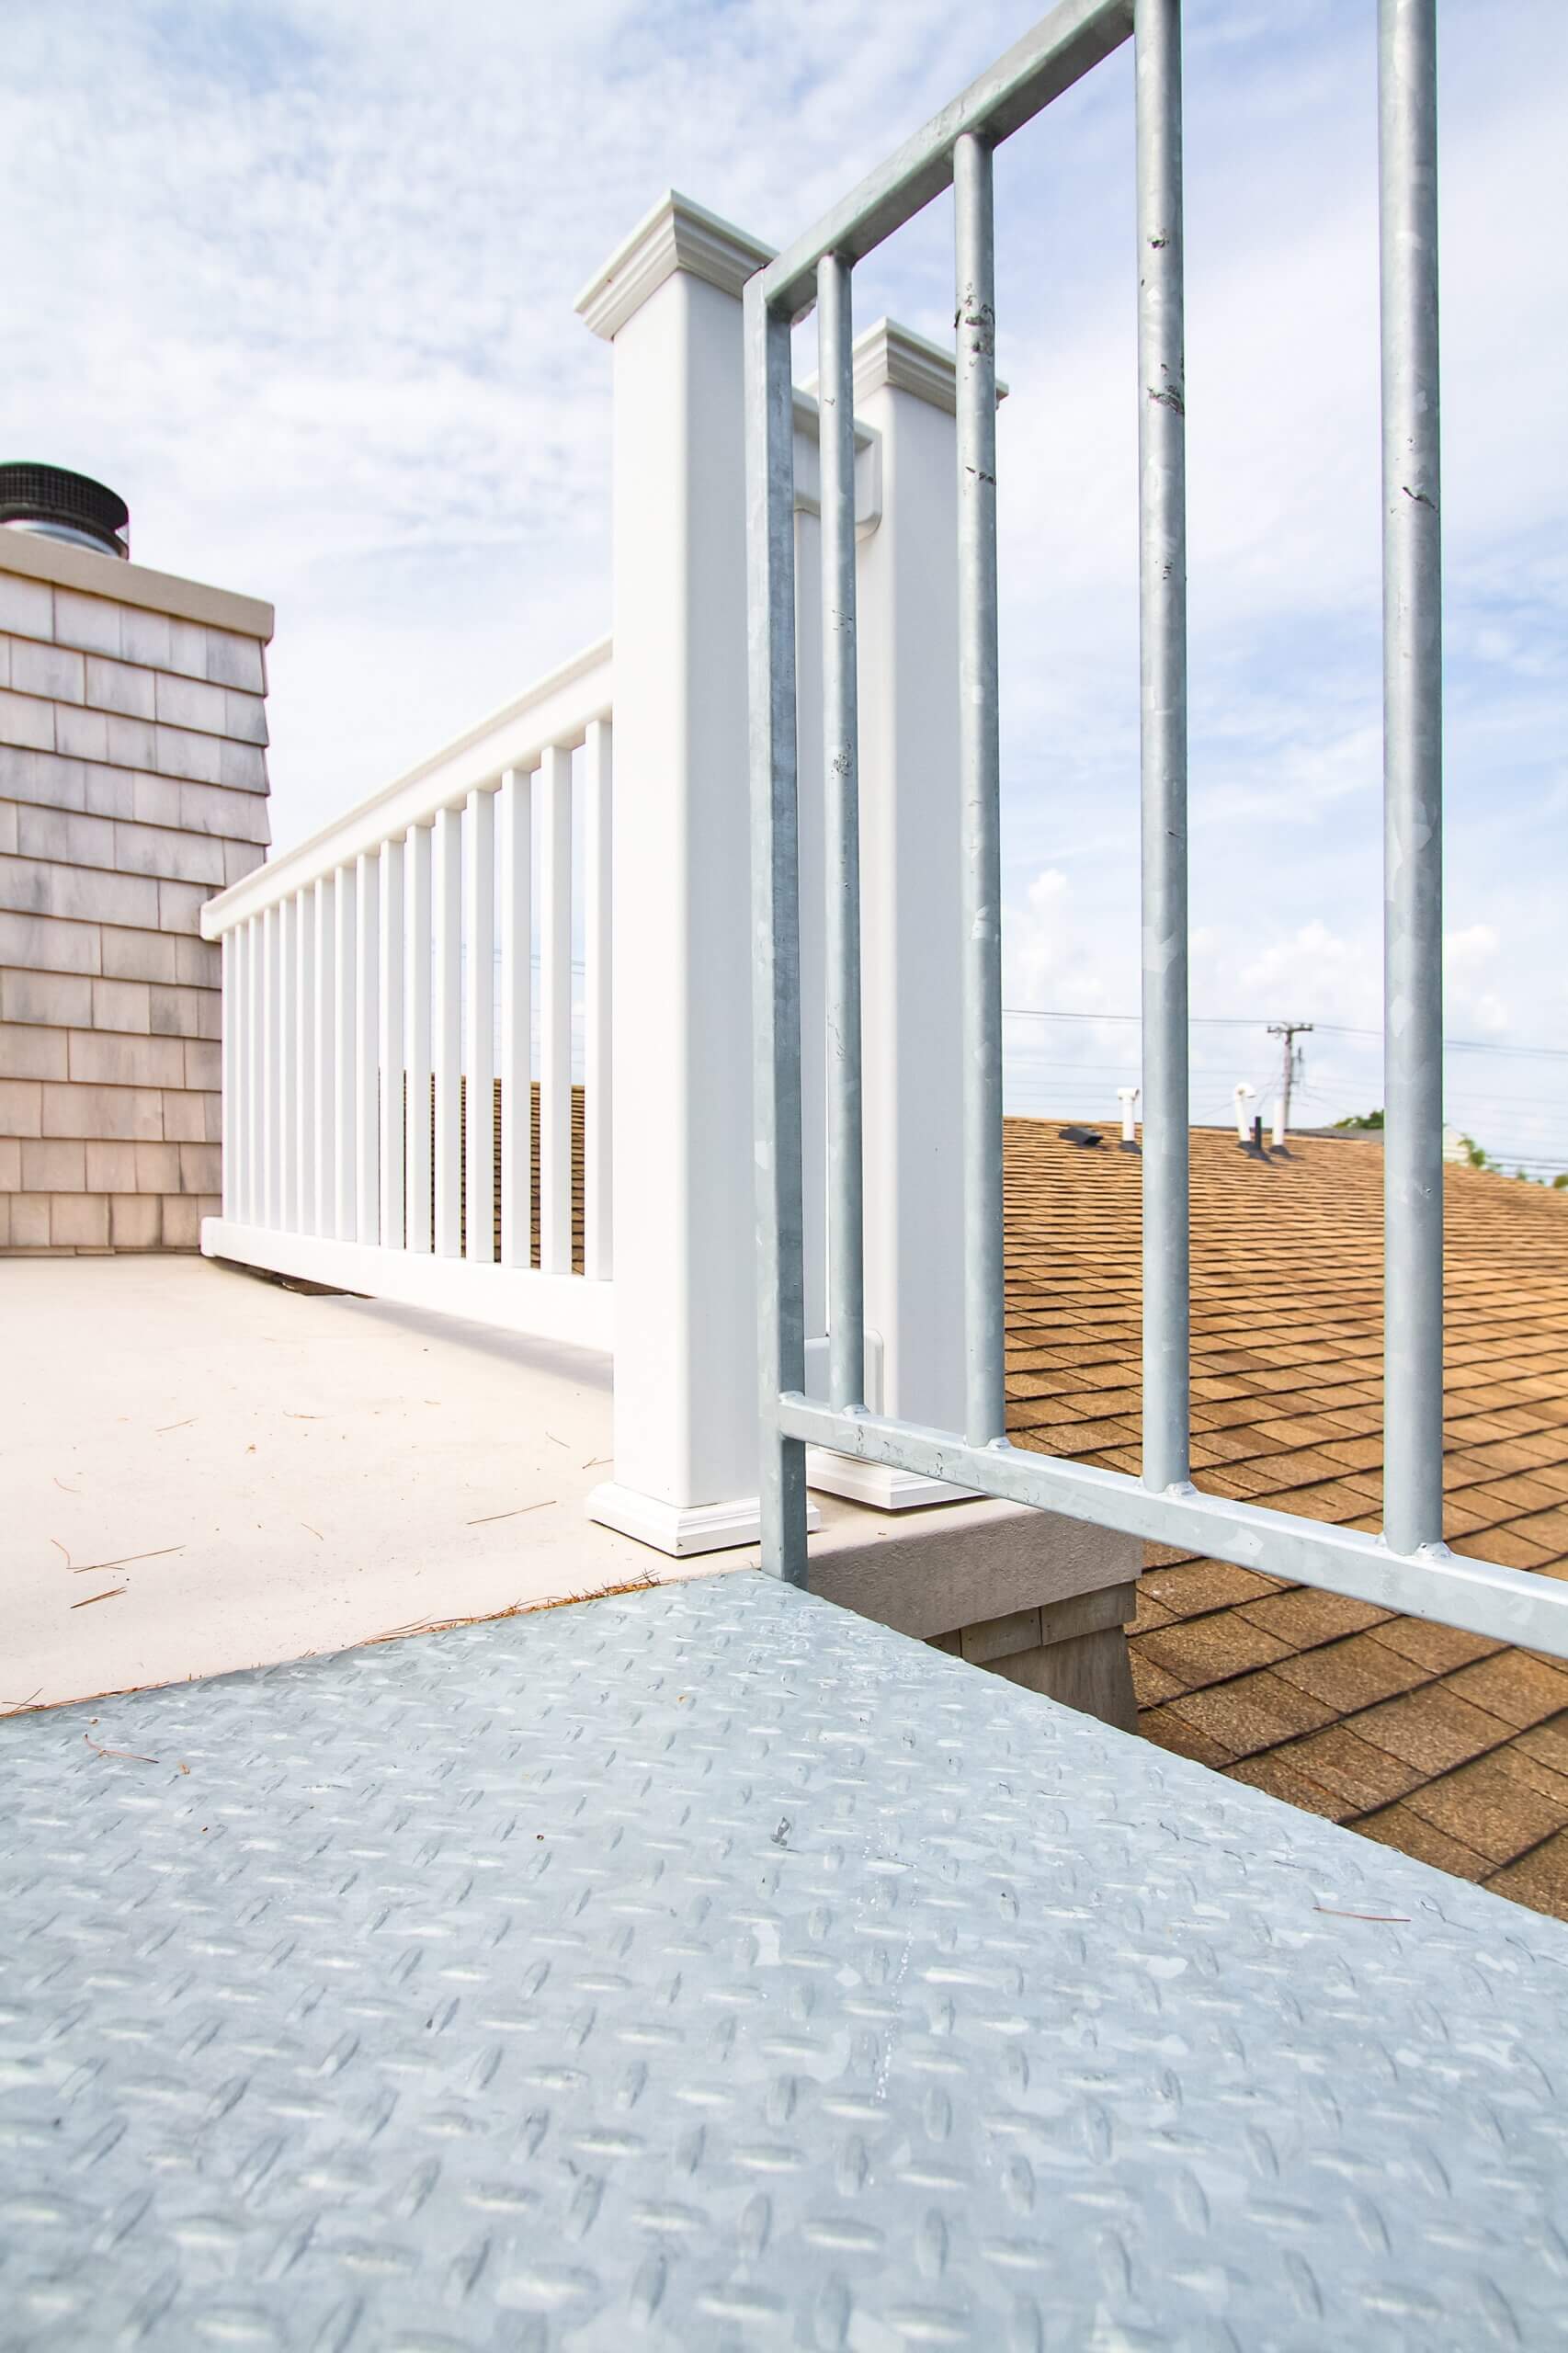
[1003,1119,1568,1921]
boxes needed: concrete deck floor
[6,1256,1093,1717]
[4,1254,722,1712]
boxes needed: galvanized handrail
[745,0,1568,1660]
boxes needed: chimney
[0,463,130,560]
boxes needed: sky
[6,0,1565,1170]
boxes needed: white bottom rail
[200,1219,614,1353]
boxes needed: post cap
[851,319,1009,415]
[575,191,775,340]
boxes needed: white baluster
[221,928,235,1222]
[406,824,433,1254]
[296,887,315,1234]
[433,806,462,1256]
[233,923,249,1222]
[538,743,573,1276]
[278,892,298,1232]
[380,835,405,1250]
[464,787,495,1265]
[334,864,357,1241]
[584,718,613,1279]
[314,876,336,1239]
[356,850,380,1245]
[498,767,532,1268]
[262,902,280,1228]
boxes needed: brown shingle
[1235,1589,1393,1649]
[1130,1653,1184,1710]
[1483,1831,1568,1919]
[1270,1633,1430,1713]
[1400,1756,1568,1867]
[1353,1802,1492,1882]
[1165,1670,1338,1758]
[1351,1686,1510,1775]
[1001,1120,1568,1916]
[1444,1651,1568,1731]
[1280,1725,1426,1813]
[1362,1618,1503,1674]
[1133,1614,1293,1693]
[1227,1751,1351,1823]
[1139,1560,1282,1618]
[1512,1715,1568,1779]
[1139,1705,1234,1769]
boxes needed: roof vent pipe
[1116,1086,1141,1152]
[0,464,130,559]
[1272,1095,1286,1149]
[1233,1083,1256,1142]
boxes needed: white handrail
[199,637,612,939]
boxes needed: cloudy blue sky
[7,0,1564,1166]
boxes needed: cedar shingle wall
[0,560,270,1252]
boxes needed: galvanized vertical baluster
[1134,0,1191,1495]
[745,275,809,1584]
[818,252,866,1414]
[1379,0,1444,1556]
[953,131,1006,1449]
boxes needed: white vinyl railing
[200,639,614,1352]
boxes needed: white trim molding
[586,1481,821,1558]
[848,318,1009,415]
[576,190,776,341]
[201,1219,614,1354]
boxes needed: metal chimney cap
[0,463,130,559]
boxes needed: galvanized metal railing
[746,0,1568,1657]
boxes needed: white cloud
[5,0,1564,1165]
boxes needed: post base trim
[586,1481,821,1558]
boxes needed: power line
[1001,1006,1568,1062]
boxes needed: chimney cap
[0,463,129,558]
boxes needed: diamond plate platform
[4,1572,1568,2350]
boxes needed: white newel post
[576,192,812,1555]
[804,323,975,1507]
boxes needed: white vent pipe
[1116,1086,1140,1143]
[1233,1082,1256,1142]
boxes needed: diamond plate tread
[4,1573,1568,2352]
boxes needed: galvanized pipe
[1134,0,1190,1494]
[1379,0,1445,1556]
[762,0,1134,314]
[745,278,810,1585]
[954,130,1006,1449]
[778,1394,1568,1662]
[817,252,866,1413]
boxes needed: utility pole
[1267,1022,1313,1141]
